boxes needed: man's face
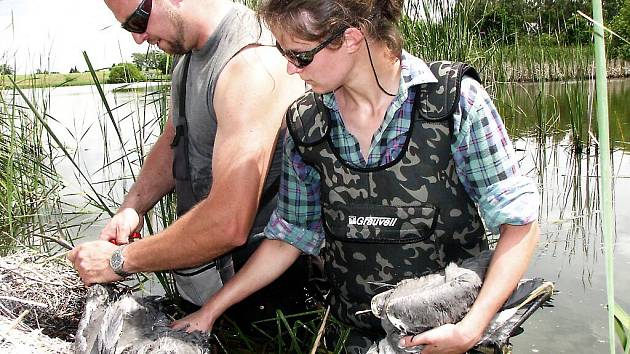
[105,0,188,55]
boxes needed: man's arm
[120,117,177,214]
[99,116,177,245]
[69,46,304,284]
[122,46,303,272]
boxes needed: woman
[171,1,540,353]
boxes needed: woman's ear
[342,27,365,53]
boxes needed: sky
[0,0,149,74]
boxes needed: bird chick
[367,250,493,354]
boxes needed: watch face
[110,247,125,274]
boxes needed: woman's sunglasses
[275,28,347,68]
[121,0,153,33]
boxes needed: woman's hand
[170,309,215,333]
[399,322,480,354]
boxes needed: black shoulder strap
[178,53,192,119]
[413,61,480,122]
[170,53,192,148]
[286,91,331,147]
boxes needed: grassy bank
[1,70,172,90]
[4,50,628,90]
[0,70,109,89]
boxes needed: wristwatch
[110,245,132,277]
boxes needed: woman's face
[274,31,353,94]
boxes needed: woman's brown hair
[258,0,404,57]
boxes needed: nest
[0,249,213,354]
[0,315,72,354]
[0,248,86,342]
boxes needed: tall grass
[0,73,68,255]
[562,79,594,153]
[402,0,484,63]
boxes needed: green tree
[107,63,146,84]
[468,0,529,44]
[132,50,170,74]
[468,0,591,45]
[563,13,592,44]
[531,0,590,44]
[604,0,624,21]
[611,0,630,59]
[0,64,13,75]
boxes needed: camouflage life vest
[286,61,489,332]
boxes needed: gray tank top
[170,4,280,230]
[168,5,280,305]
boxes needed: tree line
[466,0,630,58]
[4,0,630,80]
[108,50,171,83]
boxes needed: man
[68,0,305,309]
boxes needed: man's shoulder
[212,46,304,124]
[217,45,290,93]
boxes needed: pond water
[7,82,167,235]
[493,79,630,353]
[8,79,630,352]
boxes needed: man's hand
[67,240,123,286]
[170,309,216,333]
[399,322,480,354]
[99,208,142,245]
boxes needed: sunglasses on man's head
[121,0,153,33]
[275,28,347,68]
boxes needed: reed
[402,0,484,64]
[0,73,68,255]
[615,303,630,353]
[562,79,594,153]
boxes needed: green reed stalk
[614,303,630,353]
[8,76,113,217]
[1,69,67,248]
[83,51,136,189]
[590,0,615,352]
[564,80,587,152]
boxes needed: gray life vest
[286,61,489,332]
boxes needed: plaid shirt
[264,52,539,255]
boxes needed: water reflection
[6,83,166,240]
[494,80,629,352]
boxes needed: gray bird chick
[74,284,212,354]
[367,250,493,354]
